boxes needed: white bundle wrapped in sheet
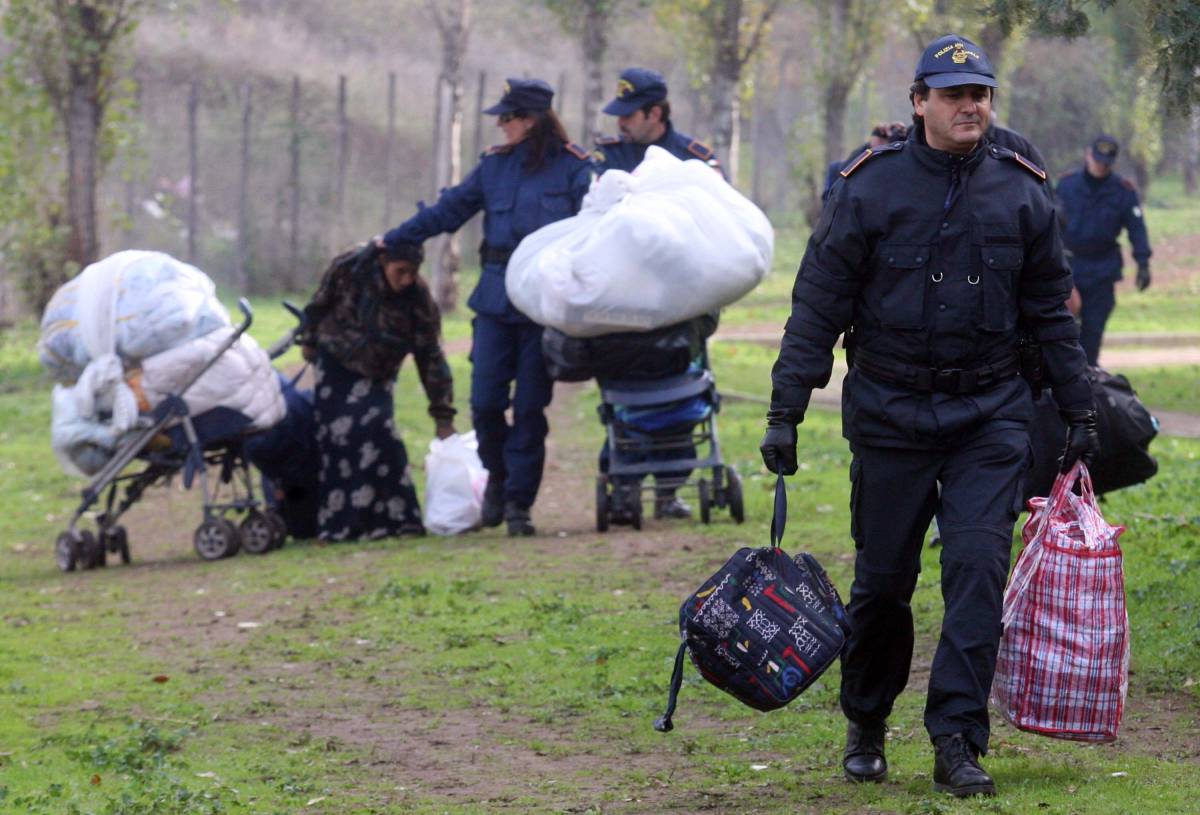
[40,251,284,476]
[505,146,774,337]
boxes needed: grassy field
[0,226,1198,812]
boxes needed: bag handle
[653,641,687,733]
[770,474,787,550]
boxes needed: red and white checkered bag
[991,462,1129,742]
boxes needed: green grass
[1127,365,1200,414]
[0,224,1198,811]
[1142,175,1200,242]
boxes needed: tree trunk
[63,74,102,268]
[820,0,851,168]
[428,0,470,312]
[709,0,743,185]
[333,74,348,251]
[580,0,607,143]
[1185,105,1199,196]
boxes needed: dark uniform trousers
[1076,276,1117,367]
[470,314,553,509]
[841,420,1029,753]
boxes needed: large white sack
[140,328,286,432]
[39,250,229,383]
[506,146,773,337]
[49,384,130,477]
[423,431,488,536]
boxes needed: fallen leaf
[90,774,101,785]
[1111,771,1129,777]
[306,797,327,806]
[152,675,170,683]
[196,771,217,779]
[237,621,261,629]
[1184,677,1196,688]
[750,763,769,771]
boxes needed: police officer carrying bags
[383,78,593,536]
[1057,134,1153,365]
[760,35,1099,797]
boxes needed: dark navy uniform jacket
[594,124,724,177]
[772,124,1091,449]
[384,140,593,321]
[1056,167,1152,286]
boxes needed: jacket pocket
[979,245,1023,332]
[876,244,930,330]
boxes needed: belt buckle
[933,368,962,393]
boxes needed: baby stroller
[595,362,744,531]
[53,300,295,571]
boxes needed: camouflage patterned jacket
[303,249,455,422]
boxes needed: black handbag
[654,476,851,731]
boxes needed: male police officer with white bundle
[760,35,1099,797]
[594,67,723,177]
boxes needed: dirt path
[87,378,1196,813]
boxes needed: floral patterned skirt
[313,353,423,541]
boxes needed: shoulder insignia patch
[839,142,903,179]
[595,135,622,146]
[565,142,591,161]
[687,140,715,161]
[484,144,506,156]
[1120,177,1138,192]
[839,148,874,179]
[1012,151,1046,181]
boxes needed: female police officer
[382,78,593,536]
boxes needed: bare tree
[543,0,629,143]
[658,0,782,186]
[813,0,881,170]
[427,0,472,312]
[11,0,145,269]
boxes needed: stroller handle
[266,300,307,361]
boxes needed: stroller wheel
[105,526,132,564]
[55,531,81,572]
[595,476,610,533]
[194,519,239,561]
[82,530,105,569]
[727,468,745,524]
[263,509,288,549]
[239,511,275,555]
[697,479,712,525]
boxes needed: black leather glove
[1059,409,1100,473]
[1136,263,1151,291]
[760,407,802,475]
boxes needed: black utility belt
[479,244,514,265]
[852,349,1020,395]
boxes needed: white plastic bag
[506,146,773,337]
[423,431,488,535]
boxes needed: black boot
[843,721,887,783]
[933,733,995,797]
[480,477,504,528]
[505,502,535,537]
[654,491,692,520]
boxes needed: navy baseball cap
[1091,134,1119,165]
[483,78,554,115]
[914,34,998,89]
[602,68,668,116]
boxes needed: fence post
[288,75,301,279]
[187,81,199,263]
[237,82,253,293]
[384,71,396,229]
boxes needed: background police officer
[383,78,593,537]
[759,35,1099,798]
[1057,134,1153,365]
[592,67,722,520]
[593,67,723,177]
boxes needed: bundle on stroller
[543,317,744,531]
[39,251,298,570]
